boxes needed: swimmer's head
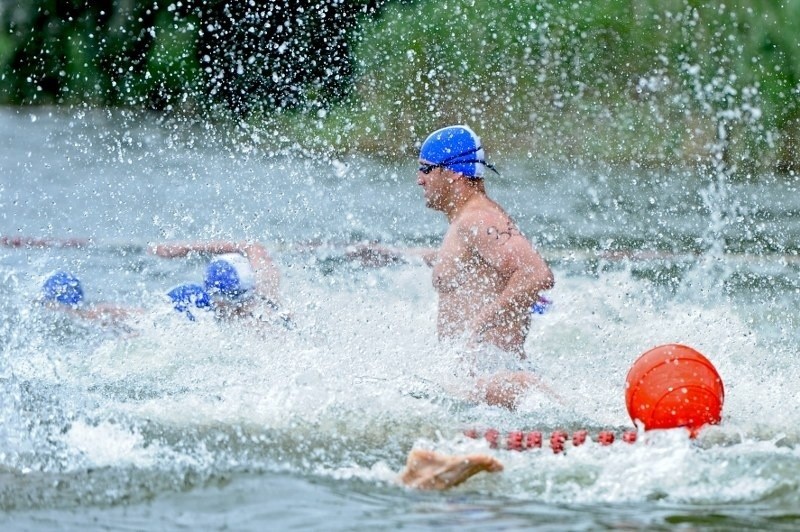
[167,283,212,321]
[419,125,497,179]
[203,253,255,301]
[42,271,84,307]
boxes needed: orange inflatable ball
[625,344,724,437]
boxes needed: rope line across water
[463,428,638,454]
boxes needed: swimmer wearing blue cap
[417,125,556,408]
[203,252,261,317]
[166,283,212,321]
[40,271,138,325]
[42,273,213,325]
[42,271,84,307]
[151,241,290,327]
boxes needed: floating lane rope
[463,428,638,454]
[465,343,725,453]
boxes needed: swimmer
[415,125,556,408]
[152,241,291,330]
[166,282,212,321]
[150,241,280,301]
[42,271,213,329]
[40,271,138,326]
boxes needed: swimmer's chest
[432,225,497,292]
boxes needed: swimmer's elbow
[540,269,555,291]
[528,265,554,293]
[516,262,554,292]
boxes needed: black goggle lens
[418,163,441,174]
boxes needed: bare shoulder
[456,198,548,276]
[458,201,524,247]
[456,198,512,234]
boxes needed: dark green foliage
[0,0,799,171]
[193,0,375,115]
[3,1,163,106]
[0,0,383,112]
[343,0,800,172]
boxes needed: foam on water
[2,245,799,510]
[1,110,798,518]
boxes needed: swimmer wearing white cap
[150,241,289,328]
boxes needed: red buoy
[625,344,724,437]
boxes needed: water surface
[1,108,799,529]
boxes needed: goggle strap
[428,146,500,176]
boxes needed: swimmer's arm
[148,241,250,258]
[473,370,565,407]
[59,303,142,324]
[388,246,438,267]
[390,246,437,263]
[496,250,554,311]
[341,244,437,267]
[469,217,554,331]
[243,242,282,302]
[286,240,436,267]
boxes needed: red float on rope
[597,431,615,445]
[625,343,724,437]
[460,344,725,452]
[507,431,524,451]
[526,431,542,449]
[484,428,500,449]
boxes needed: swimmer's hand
[473,371,565,408]
[472,371,538,410]
[399,449,503,490]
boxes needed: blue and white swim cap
[167,283,212,321]
[203,253,256,299]
[420,125,494,179]
[42,271,84,306]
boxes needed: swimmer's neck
[442,185,484,221]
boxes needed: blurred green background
[2,0,799,174]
